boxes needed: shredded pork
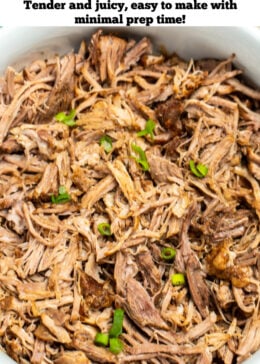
[0,30,260,364]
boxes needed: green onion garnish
[171,273,186,286]
[94,308,124,354]
[131,143,150,171]
[94,332,109,347]
[161,247,176,261]
[189,160,208,178]
[100,135,113,153]
[109,337,124,355]
[109,308,124,338]
[51,186,71,204]
[55,109,76,127]
[97,222,112,236]
[196,163,208,177]
[137,119,156,140]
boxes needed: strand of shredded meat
[0,30,260,364]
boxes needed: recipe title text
[22,0,238,25]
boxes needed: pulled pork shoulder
[0,30,260,364]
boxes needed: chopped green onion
[171,273,186,286]
[94,332,109,347]
[189,160,208,178]
[94,309,124,354]
[97,222,112,236]
[55,109,76,127]
[109,337,124,355]
[51,186,71,204]
[109,308,124,338]
[100,135,113,153]
[161,247,176,261]
[131,143,150,171]
[137,119,156,140]
[196,163,208,177]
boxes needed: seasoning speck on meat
[0,30,260,364]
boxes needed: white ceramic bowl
[0,27,259,364]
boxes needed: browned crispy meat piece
[79,272,114,312]
[156,96,184,134]
[37,54,76,122]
